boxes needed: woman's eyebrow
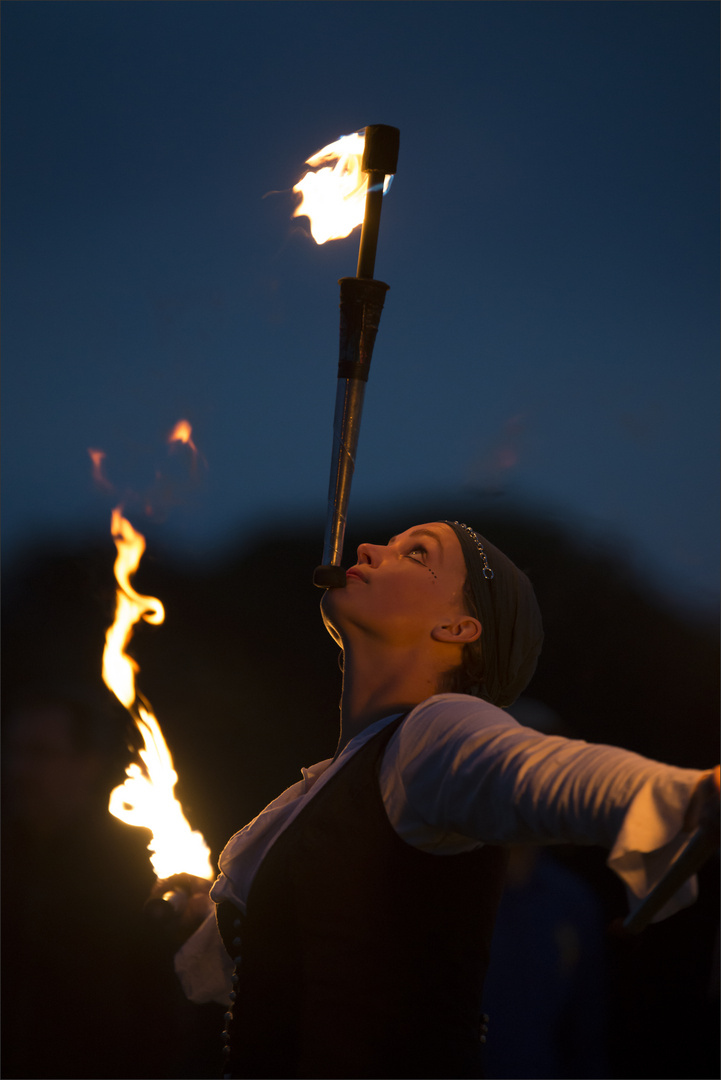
[410,528,444,551]
[388,529,444,558]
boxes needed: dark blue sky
[3,1,718,613]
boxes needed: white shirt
[176,694,703,1005]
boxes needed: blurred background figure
[1,684,222,1079]
[482,698,609,1079]
[483,844,608,1079]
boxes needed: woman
[169,521,717,1080]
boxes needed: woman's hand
[146,872,214,941]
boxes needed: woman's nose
[356,542,383,567]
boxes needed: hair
[436,573,487,698]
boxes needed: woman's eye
[405,547,426,562]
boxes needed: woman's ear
[431,616,482,645]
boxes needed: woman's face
[321,521,474,647]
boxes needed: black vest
[217,715,507,1079]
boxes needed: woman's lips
[345,567,367,583]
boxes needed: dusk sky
[3,1,719,615]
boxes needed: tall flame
[102,509,164,710]
[293,131,391,245]
[107,707,212,880]
[103,506,213,881]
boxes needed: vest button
[233,956,242,965]
[233,917,241,929]
[232,936,241,947]
[229,991,236,1001]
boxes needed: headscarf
[443,521,544,708]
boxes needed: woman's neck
[333,639,442,760]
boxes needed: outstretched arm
[380,695,711,916]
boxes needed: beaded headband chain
[450,521,494,580]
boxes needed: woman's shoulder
[407,693,517,729]
[394,694,521,761]
[381,696,524,833]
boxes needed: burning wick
[102,507,213,884]
[293,130,392,246]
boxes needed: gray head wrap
[444,521,544,708]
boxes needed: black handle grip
[313,565,348,589]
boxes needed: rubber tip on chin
[313,565,347,589]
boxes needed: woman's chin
[319,594,343,646]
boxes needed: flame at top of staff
[293,131,392,245]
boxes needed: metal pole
[356,176,385,280]
[313,126,399,589]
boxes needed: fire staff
[163,520,719,1080]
